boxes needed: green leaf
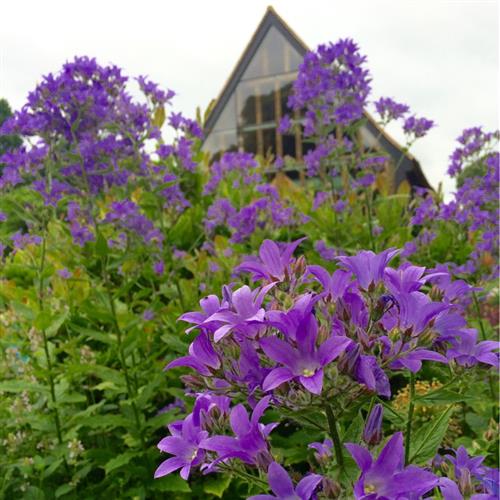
[77,415,130,430]
[203,475,231,498]
[22,486,46,500]
[58,392,86,404]
[46,310,70,337]
[104,451,138,474]
[342,412,364,443]
[95,231,108,257]
[0,380,49,394]
[55,484,74,498]
[154,474,191,493]
[409,405,454,464]
[69,322,116,345]
[415,390,465,405]
[152,106,166,128]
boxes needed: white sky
[1,0,498,195]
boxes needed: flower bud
[363,403,383,446]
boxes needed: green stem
[102,267,145,447]
[324,403,344,470]
[404,372,416,465]
[38,233,64,447]
[365,189,376,251]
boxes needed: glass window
[212,93,236,132]
[242,26,303,80]
[263,128,276,156]
[204,129,238,161]
[237,81,257,127]
[242,131,257,153]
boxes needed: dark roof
[204,6,433,191]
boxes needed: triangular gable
[204,6,308,133]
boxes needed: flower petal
[262,367,295,391]
[296,473,323,500]
[154,456,185,478]
[299,369,323,395]
[267,462,295,497]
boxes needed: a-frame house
[202,6,432,191]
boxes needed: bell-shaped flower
[261,313,351,395]
[155,413,208,479]
[338,344,391,397]
[336,248,398,290]
[235,238,306,282]
[307,265,352,301]
[200,396,277,467]
[165,331,220,376]
[345,432,438,498]
[381,291,449,336]
[201,284,274,342]
[178,294,224,333]
[384,263,446,294]
[248,461,323,500]
[446,329,499,368]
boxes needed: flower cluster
[203,152,303,244]
[0,56,200,250]
[156,239,499,497]
[289,39,371,134]
[409,128,499,281]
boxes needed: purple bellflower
[155,413,208,480]
[345,432,438,499]
[261,313,351,395]
[235,238,306,283]
[248,461,323,500]
[446,329,499,368]
[165,331,220,376]
[200,396,277,468]
[336,248,399,290]
[200,284,274,342]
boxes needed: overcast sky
[1,0,498,195]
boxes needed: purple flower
[308,439,333,461]
[278,115,292,134]
[201,284,273,342]
[345,432,438,498]
[374,97,410,123]
[142,309,155,321]
[57,268,72,279]
[236,238,305,282]
[248,461,323,500]
[446,329,499,368]
[403,115,435,140]
[336,248,399,290]
[166,331,220,376]
[363,404,383,446]
[200,396,277,468]
[178,294,224,333]
[153,260,164,275]
[261,313,351,395]
[307,265,352,301]
[155,413,208,480]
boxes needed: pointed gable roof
[204,6,432,191]
[204,6,306,133]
